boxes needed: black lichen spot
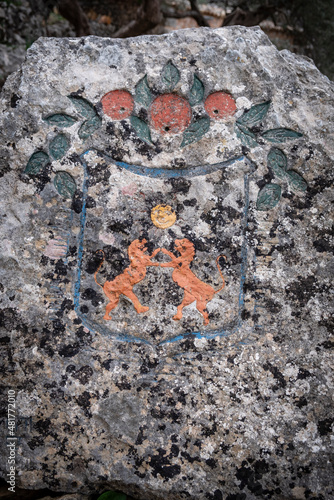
[235,459,269,495]
[317,418,333,436]
[72,366,93,384]
[87,157,112,186]
[171,157,186,168]
[183,198,197,207]
[102,359,112,370]
[82,288,103,306]
[295,396,308,408]
[10,93,21,108]
[58,342,80,358]
[140,357,158,374]
[225,494,247,500]
[108,219,132,234]
[55,259,67,277]
[297,368,312,379]
[206,458,217,469]
[263,298,282,314]
[285,275,316,308]
[304,146,314,161]
[151,408,167,420]
[263,362,286,389]
[313,238,333,253]
[166,177,191,195]
[75,326,92,344]
[85,252,104,275]
[149,450,181,479]
[202,422,217,436]
[320,339,334,349]
[76,391,93,416]
[135,426,147,445]
[27,436,44,450]
[170,444,179,457]
[115,375,131,390]
[34,418,51,436]
[71,191,83,213]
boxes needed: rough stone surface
[0,28,333,500]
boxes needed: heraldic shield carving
[73,152,253,346]
[23,59,305,350]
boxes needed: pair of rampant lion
[94,238,226,325]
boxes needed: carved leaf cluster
[54,171,77,199]
[132,64,208,148]
[256,146,307,211]
[181,117,210,148]
[24,151,50,175]
[162,61,180,92]
[236,101,303,150]
[130,116,153,145]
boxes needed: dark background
[0,0,333,90]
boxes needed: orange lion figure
[161,238,226,325]
[94,239,160,320]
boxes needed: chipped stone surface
[0,27,333,499]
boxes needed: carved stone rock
[0,27,333,499]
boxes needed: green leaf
[262,128,303,143]
[97,492,127,500]
[270,164,287,181]
[49,134,71,160]
[189,75,204,106]
[78,115,102,140]
[161,61,180,92]
[235,123,258,148]
[267,147,288,170]
[54,171,76,198]
[44,114,77,128]
[181,117,210,148]
[24,151,49,175]
[267,148,288,180]
[135,75,153,108]
[286,170,307,192]
[237,101,271,127]
[256,183,281,211]
[130,116,152,145]
[68,96,96,120]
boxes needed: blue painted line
[113,157,245,178]
[73,156,88,315]
[77,313,152,344]
[237,173,250,326]
[159,326,236,346]
[73,150,254,347]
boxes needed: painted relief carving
[94,240,160,320]
[93,237,226,326]
[24,60,306,212]
[21,59,309,347]
[160,239,226,326]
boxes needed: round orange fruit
[204,92,236,120]
[150,94,192,134]
[101,90,134,120]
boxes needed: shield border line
[73,150,254,347]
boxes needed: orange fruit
[150,94,192,134]
[204,92,236,120]
[101,90,134,120]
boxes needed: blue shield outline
[73,150,255,347]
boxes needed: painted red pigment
[101,90,134,120]
[160,239,226,326]
[150,94,192,134]
[204,92,236,120]
[95,240,160,320]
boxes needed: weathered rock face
[0,27,333,500]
